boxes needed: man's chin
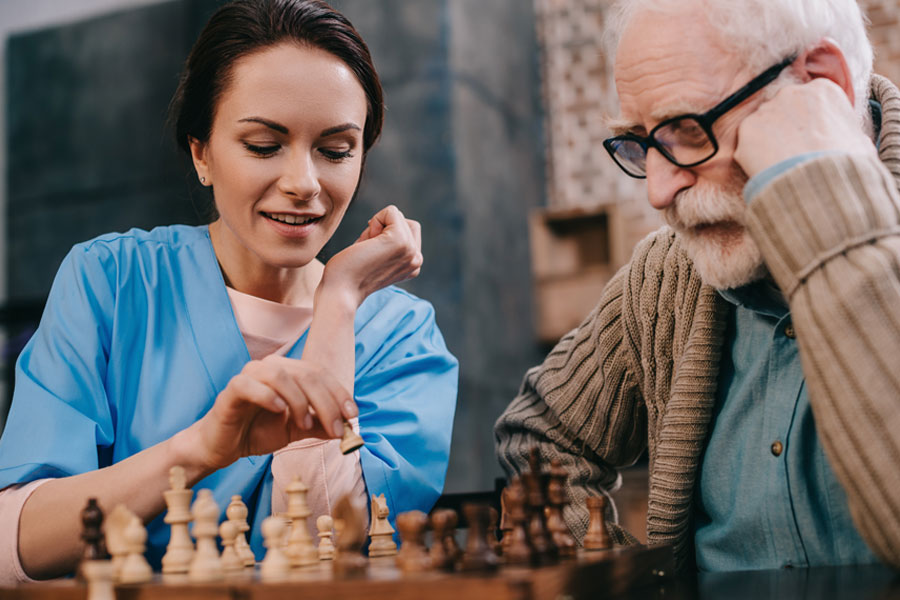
[678,227,767,290]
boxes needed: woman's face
[190,42,368,271]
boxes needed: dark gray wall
[5,0,546,492]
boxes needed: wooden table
[0,545,673,600]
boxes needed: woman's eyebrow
[320,123,361,137]
[238,116,288,134]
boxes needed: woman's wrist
[167,421,219,484]
[315,272,365,314]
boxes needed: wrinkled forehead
[612,7,746,126]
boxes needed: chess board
[0,544,673,600]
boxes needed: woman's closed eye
[242,141,281,157]
[319,147,354,162]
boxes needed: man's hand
[735,78,877,178]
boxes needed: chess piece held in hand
[339,420,364,454]
[583,495,613,551]
[368,493,398,557]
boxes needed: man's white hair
[606,0,875,117]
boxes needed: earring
[200,177,206,184]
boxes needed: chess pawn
[502,477,533,566]
[395,510,431,573]
[219,520,244,574]
[460,504,499,572]
[82,559,116,600]
[162,466,194,574]
[119,516,152,584]
[317,515,335,560]
[583,495,613,551]
[441,510,463,564]
[428,510,454,570]
[546,460,577,558]
[499,487,513,556]
[339,420,364,454]
[487,507,501,555]
[367,493,398,557]
[260,516,291,582]
[285,476,318,567]
[105,504,136,578]
[226,495,255,567]
[188,489,224,582]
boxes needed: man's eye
[243,143,280,156]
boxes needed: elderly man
[495,0,900,573]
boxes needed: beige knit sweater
[494,74,900,572]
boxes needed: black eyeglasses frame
[603,54,798,179]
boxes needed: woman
[0,0,457,582]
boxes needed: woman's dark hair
[170,0,384,156]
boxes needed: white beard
[664,170,767,290]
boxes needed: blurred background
[2,0,899,540]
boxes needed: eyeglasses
[603,55,797,179]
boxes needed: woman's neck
[209,220,324,307]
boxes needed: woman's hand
[319,205,422,308]
[184,355,357,472]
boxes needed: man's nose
[278,151,321,200]
[645,148,694,210]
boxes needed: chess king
[0,0,458,583]
[496,0,900,573]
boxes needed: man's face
[611,9,768,289]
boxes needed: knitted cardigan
[494,75,900,572]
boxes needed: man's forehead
[610,8,745,131]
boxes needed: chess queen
[0,0,458,582]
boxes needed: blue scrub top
[0,225,458,567]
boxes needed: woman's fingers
[243,358,312,430]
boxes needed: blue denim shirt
[693,280,878,571]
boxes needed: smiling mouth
[262,212,322,226]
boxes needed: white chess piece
[188,489,224,582]
[316,515,335,560]
[285,476,318,567]
[82,560,116,600]
[104,504,135,579]
[219,520,244,573]
[368,493,397,557]
[119,516,152,583]
[162,466,194,574]
[226,495,255,567]
[260,516,291,582]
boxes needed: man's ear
[188,136,212,186]
[795,38,856,107]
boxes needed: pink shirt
[0,286,366,584]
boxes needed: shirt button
[784,324,796,339]
[771,441,784,456]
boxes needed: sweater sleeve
[746,151,900,567]
[494,264,646,544]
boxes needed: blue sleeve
[353,289,458,520]
[0,245,116,487]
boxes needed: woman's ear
[794,38,856,107]
[188,136,212,186]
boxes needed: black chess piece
[547,460,577,558]
[428,509,455,571]
[583,495,613,551]
[460,503,499,572]
[524,448,558,564]
[81,497,110,561]
[395,511,431,573]
[502,477,533,566]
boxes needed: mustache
[664,173,748,230]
